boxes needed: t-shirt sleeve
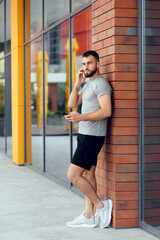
[95,78,112,98]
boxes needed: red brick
[115,209,138,219]
[115,154,138,164]
[116,173,138,182]
[102,18,115,30]
[116,145,138,154]
[110,118,138,127]
[115,8,137,18]
[115,54,138,63]
[116,164,138,173]
[92,41,103,50]
[99,13,107,23]
[103,36,115,47]
[98,0,107,7]
[102,1,115,13]
[92,6,103,18]
[113,218,138,228]
[114,91,138,99]
[115,191,138,200]
[116,45,137,54]
[115,0,137,9]
[97,185,108,196]
[115,18,137,27]
[115,200,138,210]
[107,9,115,19]
[116,182,138,191]
[114,135,138,145]
[112,109,138,118]
[110,127,138,136]
[113,82,138,91]
[115,35,138,45]
[115,72,138,81]
[106,27,115,37]
[114,100,138,109]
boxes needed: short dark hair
[82,50,99,61]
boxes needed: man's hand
[64,112,81,123]
[75,68,86,89]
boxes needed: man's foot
[66,212,97,228]
[95,199,112,229]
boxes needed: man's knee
[83,167,96,181]
[67,165,81,184]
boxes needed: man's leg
[67,163,103,210]
[82,166,97,219]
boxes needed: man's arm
[68,68,85,108]
[65,94,111,123]
[68,86,82,108]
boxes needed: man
[65,50,112,228]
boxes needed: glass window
[6,0,11,53]
[45,21,70,184]
[72,0,90,11]
[72,6,92,189]
[25,0,43,41]
[44,0,69,28]
[25,37,44,171]
[0,58,5,153]
[5,55,12,158]
[143,0,160,231]
[0,0,4,57]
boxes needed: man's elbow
[68,102,76,108]
[104,110,111,118]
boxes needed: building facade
[0,0,159,238]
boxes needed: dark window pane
[6,0,11,53]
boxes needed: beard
[84,67,97,78]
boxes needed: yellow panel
[12,106,24,165]
[11,47,24,107]
[11,0,24,50]
[11,0,25,165]
[26,106,32,164]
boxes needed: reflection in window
[72,0,90,11]
[0,0,4,57]
[6,0,11,53]
[26,37,44,171]
[44,0,69,28]
[25,0,43,41]
[0,59,5,152]
[45,21,70,184]
[72,6,92,186]
[144,0,160,230]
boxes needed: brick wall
[92,0,139,228]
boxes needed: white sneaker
[66,212,97,228]
[96,199,112,229]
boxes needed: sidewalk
[0,153,159,240]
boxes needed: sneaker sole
[66,223,97,228]
[100,199,113,229]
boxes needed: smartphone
[61,111,67,116]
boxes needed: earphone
[97,65,99,68]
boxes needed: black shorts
[72,133,105,171]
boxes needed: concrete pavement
[0,153,159,240]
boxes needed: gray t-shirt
[78,75,112,136]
